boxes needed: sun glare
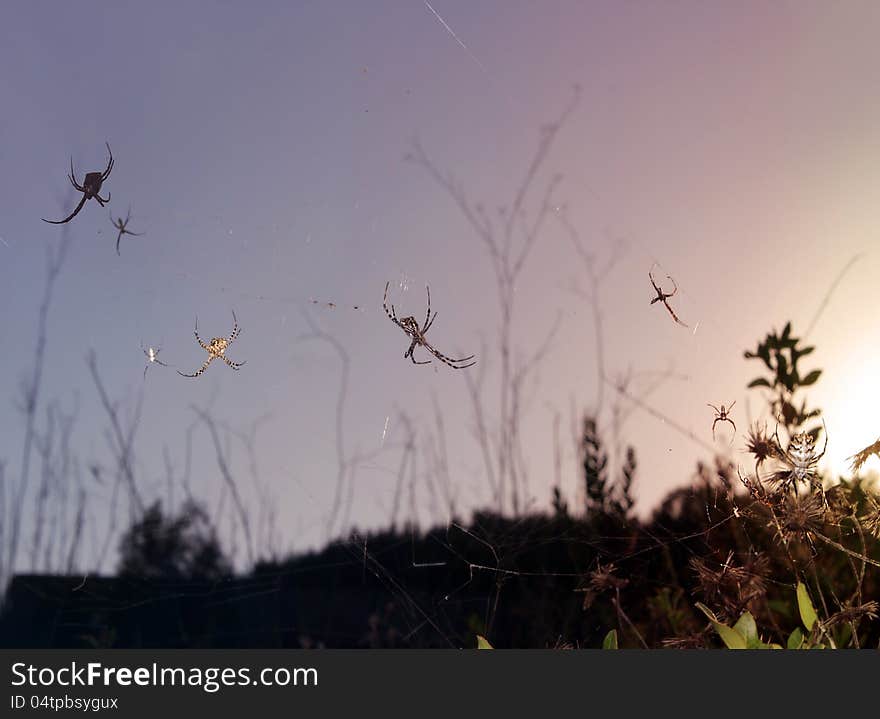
[823,356,880,479]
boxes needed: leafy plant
[697,582,831,650]
[744,321,821,434]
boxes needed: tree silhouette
[117,500,231,581]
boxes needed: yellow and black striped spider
[768,421,828,495]
[42,142,114,225]
[178,311,246,378]
[383,282,475,369]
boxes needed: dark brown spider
[110,206,143,256]
[649,265,688,327]
[42,142,114,225]
[383,282,476,369]
[708,401,736,442]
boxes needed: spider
[141,342,169,380]
[177,311,246,378]
[769,420,828,496]
[110,206,143,256]
[382,282,476,369]
[707,401,736,442]
[42,142,114,224]
[649,265,688,327]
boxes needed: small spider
[708,401,736,442]
[177,311,246,378]
[141,342,169,380]
[649,265,688,327]
[110,206,144,255]
[42,143,114,225]
[383,282,476,369]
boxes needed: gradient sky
[3,1,880,572]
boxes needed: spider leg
[116,229,124,256]
[143,364,149,381]
[68,157,84,191]
[194,319,209,350]
[42,194,87,224]
[228,311,241,343]
[424,309,437,334]
[648,268,662,295]
[222,356,246,370]
[424,341,476,369]
[817,418,829,460]
[712,417,719,441]
[728,400,736,411]
[707,403,721,414]
[406,339,431,364]
[101,143,114,180]
[423,285,432,331]
[662,300,688,328]
[178,356,214,378]
[382,282,401,325]
[723,417,737,444]
[155,359,169,368]
[95,192,110,205]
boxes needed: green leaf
[696,602,748,649]
[796,583,818,632]
[801,369,822,387]
[747,378,772,389]
[476,635,493,649]
[713,623,748,650]
[733,612,758,647]
[787,627,804,649]
[602,630,618,650]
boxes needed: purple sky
[3,1,880,572]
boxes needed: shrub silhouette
[117,500,231,581]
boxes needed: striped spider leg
[141,342,169,379]
[383,282,476,369]
[178,311,246,378]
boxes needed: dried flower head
[848,437,880,475]
[776,493,825,542]
[823,601,879,628]
[859,490,880,539]
[745,421,777,468]
[576,561,629,610]
[690,553,768,619]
